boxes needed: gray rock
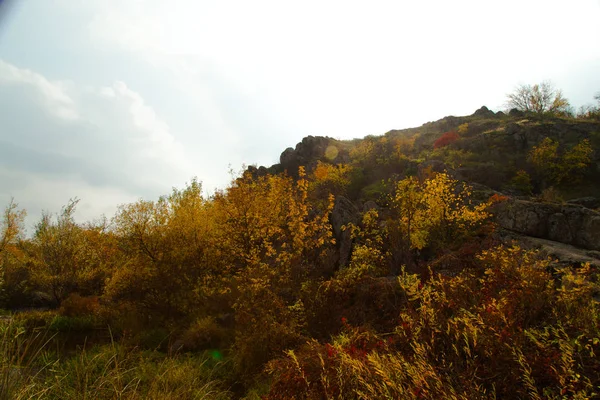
[567,197,600,210]
[473,106,495,118]
[509,108,525,118]
[331,196,360,267]
[363,200,379,213]
[496,199,600,251]
[501,232,600,268]
[548,213,573,243]
[278,136,337,177]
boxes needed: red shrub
[434,131,459,149]
[489,193,510,204]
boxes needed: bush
[266,245,600,399]
[179,316,230,352]
[13,310,56,330]
[59,293,100,317]
[433,131,459,149]
[538,187,564,203]
[509,169,533,195]
[48,315,95,332]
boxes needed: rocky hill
[247,106,600,267]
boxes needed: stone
[473,106,495,118]
[509,108,524,117]
[363,200,379,213]
[496,199,600,251]
[567,197,600,210]
[331,196,360,267]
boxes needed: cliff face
[496,199,600,251]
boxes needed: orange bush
[59,293,100,317]
[433,131,459,149]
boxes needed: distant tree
[0,199,26,304]
[310,161,353,202]
[577,91,600,120]
[559,139,594,183]
[0,198,25,256]
[506,81,570,116]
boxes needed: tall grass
[0,317,54,399]
[1,317,232,399]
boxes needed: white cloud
[0,60,79,121]
[0,59,194,226]
[1,0,600,228]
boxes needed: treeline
[1,164,600,398]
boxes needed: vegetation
[506,81,571,116]
[528,138,593,186]
[1,86,600,397]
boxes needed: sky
[0,0,599,229]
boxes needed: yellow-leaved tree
[390,172,491,257]
[528,137,593,186]
[212,167,335,379]
[28,199,111,305]
[107,178,211,321]
[0,199,26,306]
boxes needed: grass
[0,317,233,399]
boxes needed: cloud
[0,59,192,227]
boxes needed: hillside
[1,107,600,399]
[253,106,600,200]
[248,106,600,265]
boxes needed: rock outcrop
[496,199,600,251]
[278,136,349,177]
[567,197,600,210]
[499,231,600,268]
[472,105,496,118]
[331,196,360,267]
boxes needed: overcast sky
[1,0,599,229]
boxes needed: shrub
[13,310,56,331]
[59,293,100,317]
[538,187,564,203]
[266,245,600,399]
[433,131,459,149]
[179,316,230,352]
[509,169,533,195]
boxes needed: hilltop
[252,105,600,200]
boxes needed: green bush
[48,315,95,332]
[180,316,230,352]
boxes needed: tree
[577,91,600,120]
[528,138,593,185]
[0,199,26,305]
[506,81,570,116]
[107,178,211,319]
[0,198,25,256]
[390,172,491,256]
[30,199,86,304]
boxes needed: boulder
[363,200,379,213]
[509,108,525,118]
[278,136,335,177]
[567,197,600,210]
[499,231,600,268]
[496,199,600,251]
[473,106,495,118]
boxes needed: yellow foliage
[392,172,491,250]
